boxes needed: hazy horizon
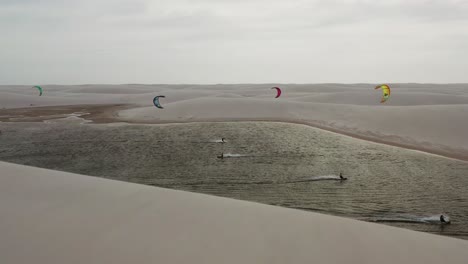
[2,82,468,86]
[1,0,467,84]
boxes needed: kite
[375,84,390,103]
[153,96,165,109]
[271,87,281,98]
[32,86,43,96]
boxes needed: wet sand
[0,104,131,123]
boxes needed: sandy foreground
[1,161,468,264]
[1,84,468,161]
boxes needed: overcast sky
[1,0,467,84]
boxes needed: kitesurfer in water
[217,153,224,159]
[221,138,226,143]
[339,173,347,180]
[440,215,450,224]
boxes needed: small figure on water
[440,215,450,224]
[339,172,347,181]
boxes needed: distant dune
[1,84,468,161]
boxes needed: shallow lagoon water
[1,120,467,239]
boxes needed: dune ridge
[1,161,468,264]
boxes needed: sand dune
[1,161,467,264]
[2,85,468,262]
[1,84,468,160]
[290,91,468,105]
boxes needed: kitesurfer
[339,173,347,180]
[440,215,450,224]
[217,153,224,159]
[221,138,226,143]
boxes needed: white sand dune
[1,161,467,264]
[290,91,468,105]
[1,84,468,159]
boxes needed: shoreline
[1,104,468,163]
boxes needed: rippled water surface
[1,120,467,239]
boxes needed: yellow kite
[375,84,390,103]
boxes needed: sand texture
[1,161,468,264]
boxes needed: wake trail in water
[285,175,343,183]
[216,153,248,159]
[168,175,347,186]
[222,153,246,158]
[370,214,451,224]
[154,175,343,187]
